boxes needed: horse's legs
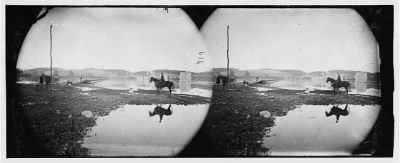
[168,86,172,96]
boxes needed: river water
[82,104,209,156]
[262,104,380,156]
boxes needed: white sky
[201,8,380,73]
[17,8,211,72]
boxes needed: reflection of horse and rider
[325,104,349,123]
[148,103,173,123]
[326,73,350,95]
[149,73,174,95]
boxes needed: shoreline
[13,83,381,157]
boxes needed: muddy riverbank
[181,86,381,156]
[14,84,211,157]
[13,84,381,157]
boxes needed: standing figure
[39,73,45,88]
[256,76,259,83]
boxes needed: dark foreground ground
[10,83,381,157]
[11,84,210,157]
[180,86,381,157]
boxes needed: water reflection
[82,103,209,156]
[325,104,349,123]
[149,104,173,123]
[262,104,380,156]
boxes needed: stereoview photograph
[6,6,393,157]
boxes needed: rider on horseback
[337,73,341,82]
[161,73,165,82]
[150,76,174,95]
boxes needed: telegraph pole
[227,25,230,82]
[50,25,53,83]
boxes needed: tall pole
[227,25,230,82]
[50,25,53,82]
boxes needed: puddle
[191,81,215,86]
[251,87,275,92]
[82,104,209,156]
[255,93,269,96]
[94,79,213,98]
[16,80,39,85]
[19,101,50,107]
[269,81,310,90]
[94,80,156,91]
[349,88,381,97]
[119,92,138,95]
[254,93,275,98]
[75,86,98,91]
[173,88,212,98]
[79,92,91,96]
[262,104,380,156]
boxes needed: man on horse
[149,75,174,95]
[326,76,350,96]
[161,73,165,82]
[337,73,341,82]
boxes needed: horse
[215,75,236,89]
[38,75,51,88]
[38,74,60,89]
[149,104,173,123]
[326,77,350,95]
[149,76,174,95]
[325,104,349,123]
[44,76,52,87]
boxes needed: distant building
[355,72,367,92]
[179,72,191,91]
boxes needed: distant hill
[212,68,306,78]
[75,68,131,77]
[210,67,380,82]
[20,67,132,78]
[19,67,380,82]
[324,70,380,81]
[152,69,186,76]
[131,71,151,76]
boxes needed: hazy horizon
[201,8,380,73]
[20,66,380,74]
[16,8,380,74]
[16,8,211,73]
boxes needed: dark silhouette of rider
[337,73,342,82]
[149,104,172,123]
[325,104,349,123]
[161,73,165,82]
